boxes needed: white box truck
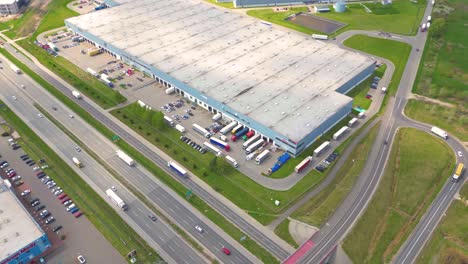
[225,156,239,168]
[72,157,83,168]
[175,124,186,133]
[348,117,358,127]
[164,116,175,127]
[165,87,175,94]
[72,91,82,99]
[116,150,135,166]
[10,64,21,74]
[212,113,222,121]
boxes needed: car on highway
[12,95,17,100]
[21,189,31,196]
[38,113,43,118]
[458,151,463,157]
[221,247,231,255]
[52,106,57,111]
[195,225,203,233]
[111,186,117,191]
[75,147,81,152]
[148,214,157,221]
[77,255,86,264]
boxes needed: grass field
[32,0,78,39]
[405,99,468,141]
[0,101,162,263]
[274,219,299,248]
[205,0,234,8]
[416,184,468,264]
[247,8,323,35]
[344,35,412,96]
[412,0,467,107]
[291,123,380,227]
[317,0,427,36]
[0,48,277,263]
[343,128,455,263]
[409,0,467,143]
[346,65,387,110]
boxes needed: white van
[245,153,256,161]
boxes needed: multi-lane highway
[0,53,261,264]
[1,40,293,261]
[0,61,207,264]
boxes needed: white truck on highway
[106,189,128,210]
[10,64,21,74]
[116,150,135,166]
[72,91,82,99]
[430,126,448,139]
[72,157,83,168]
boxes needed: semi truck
[452,163,465,182]
[193,124,211,138]
[295,156,313,173]
[72,157,83,168]
[348,117,358,127]
[10,64,21,74]
[86,67,99,77]
[203,142,222,156]
[209,137,230,151]
[231,124,243,135]
[243,134,261,149]
[231,127,249,141]
[167,161,187,177]
[255,150,270,165]
[225,156,239,168]
[313,141,330,157]
[106,189,128,210]
[333,126,349,140]
[72,91,81,99]
[312,34,328,40]
[245,139,264,154]
[116,150,135,166]
[88,48,102,56]
[430,126,448,139]
[212,113,222,121]
[220,122,237,135]
[164,116,175,126]
[175,124,185,133]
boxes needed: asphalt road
[0,64,208,264]
[1,42,292,260]
[293,0,468,262]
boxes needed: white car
[458,151,463,157]
[38,114,43,118]
[12,96,17,100]
[77,255,86,264]
[54,190,63,196]
[33,166,40,172]
[69,114,74,118]
[111,186,117,191]
[11,175,22,182]
[21,189,31,196]
[195,225,203,233]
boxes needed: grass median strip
[35,104,212,261]
[0,49,277,262]
[274,219,299,248]
[0,101,162,263]
[343,128,455,263]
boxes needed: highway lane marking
[398,183,455,264]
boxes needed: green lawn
[344,35,412,96]
[343,128,455,263]
[274,219,299,248]
[405,99,468,141]
[317,0,427,36]
[346,65,387,110]
[32,0,78,39]
[247,8,323,35]
[412,0,467,107]
[0,102,162,263]
[416,184,468,264]
[205,0,234,8]
[291,123,380,227]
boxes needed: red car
[8,172,17,178]
[221,247,231,255]
[61,198,70,204]
[58,193,67,200]
[74,211,83,218]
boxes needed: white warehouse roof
[0,181,43,260]
[66,0,374,142]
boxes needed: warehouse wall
[234,0,312,7]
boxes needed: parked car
[14,180,24,187]
[64,200,73,206]
[74,211,83,218]
[33,166,41,172]
[21,189,31,196]
[77,255,86,264]
[11,175,22,182]
[35,205,46,211]
[52,225,63,232]
[45,216,55,224]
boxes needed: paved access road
[0,61,208,264]
[290,0,467,263]
[1,40,292,260]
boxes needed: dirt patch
[288,218,318,245]
[409,93,456,108]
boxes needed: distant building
[0,180,52,264]
[0,0,23,15]
[314,5,331,12]
[381,0,392,5]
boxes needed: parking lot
[0,136,124,263]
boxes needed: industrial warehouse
[65,0,375,156]
[0,181,51,264]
